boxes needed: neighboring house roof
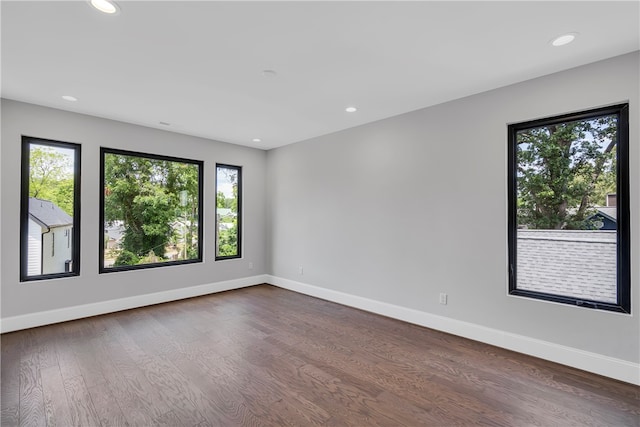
[564,206,617,222]
[29,198,72,228]
[517,230,616,304]
[594,206,616,222]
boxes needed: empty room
[1,1,639,426]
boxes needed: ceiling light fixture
[551,33,577,47]
[90,0,119,14]
[345,106,357,113]
[62,95,78,102]
[252,138,262,143]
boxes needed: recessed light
[159,121,171,126]
[551,33,577,47]
[62,95,78,102]
[345,106,357,113]
[90,0,119,14]
[262,70,277,78]
[252,138,262,143]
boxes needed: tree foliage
[216,168,239,257]
[29,146,74,215]
[516,115,617,230]
[103,153,200,266]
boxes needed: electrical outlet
[299,266,304,275]
[439,293,448,305]
[248,262,253,270]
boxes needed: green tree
[216,191,227,209]
[114,250,140,266]
[50,178,75,215]
[167,162,200,258]
[104,153,199,265]
[216,168,239,256]
[592,146,617,206]
[29,146,74,215]
[516,115,617,230]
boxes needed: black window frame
[215,163,242,261]
[508,104,630,313]
[99,147,204,273]
[20,136,81,282]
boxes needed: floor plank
[1,405,19,427]
[18,350,46,427]
[2,284,639,426]
[41,366,74,427]
[63,375,101,426]
[1,333,22,418]
[87,382,129,427]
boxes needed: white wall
[42,225,73,275]
[267,53,639,367]
[1,100,267,319]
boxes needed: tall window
[20,136,81,281]
[216,164,241,260]
[100,148,203,272]
[508,104,630,313]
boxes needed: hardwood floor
[2,284,638,426]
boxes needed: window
[216,164,241,260]
[508,104,630,313]
[20,136,81,281]
[100,148,203,272]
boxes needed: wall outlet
[299,266,304,275]
[439,293,448,305]
[248,262,253,270]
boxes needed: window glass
[21,137,80,281]
[100,148,203,272]
[216,164,241,259]
[508,105,629,313]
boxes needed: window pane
[101,149,202,271]
[21,138,80,280]
[509,104,630,313]
[216,164,241,259]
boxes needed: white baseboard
[267,275,640,386]
[0,275,268,333]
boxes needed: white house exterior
[27,217,43,275]
[28,198,73,275]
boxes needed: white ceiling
[2,1,639,150]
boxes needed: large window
[100,148,203,272]
[216,164,241,260]
[508,104,630,313]
[20,136,81,281]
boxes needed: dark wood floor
[1,285,638,426]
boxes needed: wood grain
[19,351,46,427]
[41,366,74,427]
[2,284,639,426]
[87,383,129,427]
[63,375,101,426]
[1,333,21,415]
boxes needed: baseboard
[267,275,640,386]
[0,274,269,333]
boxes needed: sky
[217,168,237,199]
